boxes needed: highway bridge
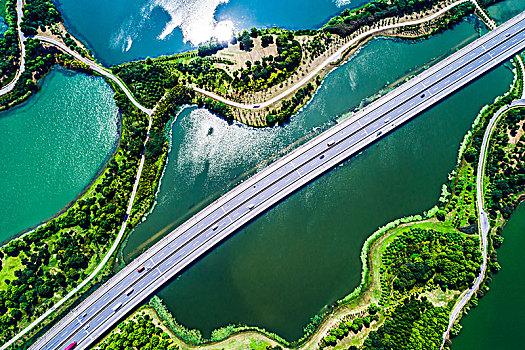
[29,11,525,350]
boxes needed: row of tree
[0,0,20,87]
[0,85,150,341]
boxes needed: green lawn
[0,255,22,290]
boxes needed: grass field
[0,255,22,290]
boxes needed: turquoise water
[0,68,118,242]
[117,16,516,340]
[0,18,7,35]
[54,0,367,66]
[452,203,525,350]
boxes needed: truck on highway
[64,342,77,350]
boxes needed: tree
[261,35,274,47]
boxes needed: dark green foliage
[145,85,194,158]
[362,297,448,350]
[112,63,171,108]
[198,40,228,57]
[382,229,482,292]
[238,30,254,51]
[266,82,315,124]
[20,0,62,35]
[261,34,274,47]
[485,108,525,216]
[175,57,231,92]
[95,314,178,350]
[0,1,21,86]
[197,97,233,123]
[324,0,473,37]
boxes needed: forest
[94,313,178,350]
[382,228,482,294]
[20,0,61,35]
[0,0,19,87]
[362,297,449,350]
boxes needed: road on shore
[34,36,153,116]
[28,11,525,350]
[192,0,471,110]
[441,96,525,346]
[0,0,25,96]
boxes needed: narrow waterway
[54,0,368,66]
[119,15,516,340]
[0,68,118,242]
[452,203,525,350]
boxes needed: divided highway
[29,11,525,350]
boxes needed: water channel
[0,68,118,242]
[121,15,516,340]
[452,203,525,350]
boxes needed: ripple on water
[0,68,118,241]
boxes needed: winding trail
[34,36,153,116]
[192,0,471,110]
[441,4,525,344]
[0,101,157,350]
[441,90,525,348]
[0,0,25,95]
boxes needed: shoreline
[0,68,122,247]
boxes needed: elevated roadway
[29,11,525,350]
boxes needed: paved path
[34,36,153,116]
[0,0,25,96]
[0,104,156,350]
[440,91,525,348]
[192,0,471,110]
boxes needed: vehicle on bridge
[64,342,76,350]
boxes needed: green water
[0,68,118,241]
[452,203,525,350]
[119,16,517,340]
[488,0,525,25]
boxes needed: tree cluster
[266,82,315,125]
[362,297,448,350]
[232,31,302,92]
[113,62,176,109]
[485,109,525,218]
[324,0,443,36]
[382,228,481,293]
[20,0,62,35]
[95,314,178,350]
[0,1,20,86]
